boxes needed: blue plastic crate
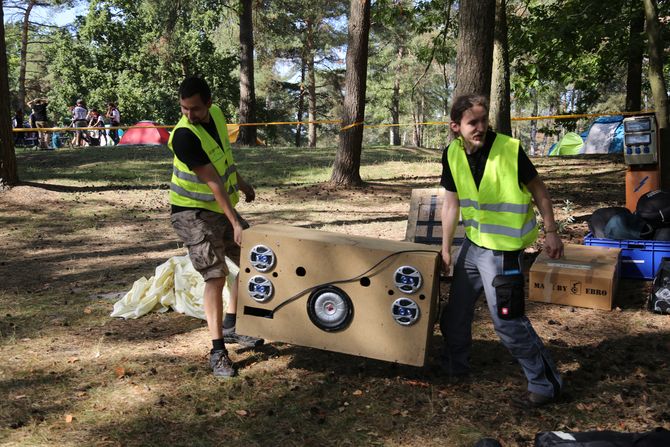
[583,233,670,280]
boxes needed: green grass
[17,144,442,187]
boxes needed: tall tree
[5,0,65,110]
[452,0,495,99]
[489,0,511,134]
[255,0,347,147]
[296,61,306,147]
[330,0,371,187]
[238,0,257,146]
[643,0,669,190]
[1,1,19,186]
[304,16,317,147]
[17,0,38,109]
[625,3,645,112]
[390,47,402,145]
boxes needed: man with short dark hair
[168,77,262,378]
[439,94,563,407]
[27,98,49,149]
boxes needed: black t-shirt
[440,129,537,192]
[32,103,48,121]
[171,115,226,214]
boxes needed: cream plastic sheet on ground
[110,255,239,320]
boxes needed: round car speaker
[391,297,420,326]
[247,275,274,302]
[394,265,422,294]
[249,245,276,272]
[307,286,353,332]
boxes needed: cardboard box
[529,244,621,310]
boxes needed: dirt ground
[1,148,669,447]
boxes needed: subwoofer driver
[307,286,353,332]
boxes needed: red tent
[118,121,170,145]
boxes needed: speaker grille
[394,265,422,294]
[249,245,276,272]
[391,297,420,326]
[247,275,274,302]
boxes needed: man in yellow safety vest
[440,94,563,407]
[168,77,262,378]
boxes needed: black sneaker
[209,350,237,378]
[512,391,558,408]
[223,326,264,348]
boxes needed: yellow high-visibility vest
[168,105,239,212]
[447,133,538,250]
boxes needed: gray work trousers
[440,238,563,398]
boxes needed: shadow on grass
[300,215,408,229]
[54,332,670,446]
[0,370,72,430]
[16,144,440,188]
[20,180,168,193]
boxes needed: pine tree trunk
[306,20,317,148]
[452,0,496,99]
[1,3,19,187]
[643,0,670,190]
[442,64,450,118]
[18,0,36,110]
[625,5,645,112]
[530,90,538,156]
[238,0,257,146]
[390,76,400,145]
[390,47,402,146]
[330,0,371,187]
[489,0,511,135]
[296,61,306,147]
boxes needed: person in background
[72,99,88,147]
[439,94,564,407]
[12,109,25,146]
[88,109,107,146]
[27,98,50,149]
[106,102,121,145]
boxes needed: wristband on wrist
[544,227,558,234]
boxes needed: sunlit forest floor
[1,145,668,446]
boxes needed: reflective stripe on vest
[172,164,238,187]
[461,217,538,239]
[447,133,538,250]
[167,105,239,213]
[458,198,531,214]
[170,182,240,202]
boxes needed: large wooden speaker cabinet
[237,224,441,366]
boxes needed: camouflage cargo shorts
[170,209,249,281]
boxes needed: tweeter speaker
[237,224,441,366]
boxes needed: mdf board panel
[237,224,441,366]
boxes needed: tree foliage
[2,0,669,151]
